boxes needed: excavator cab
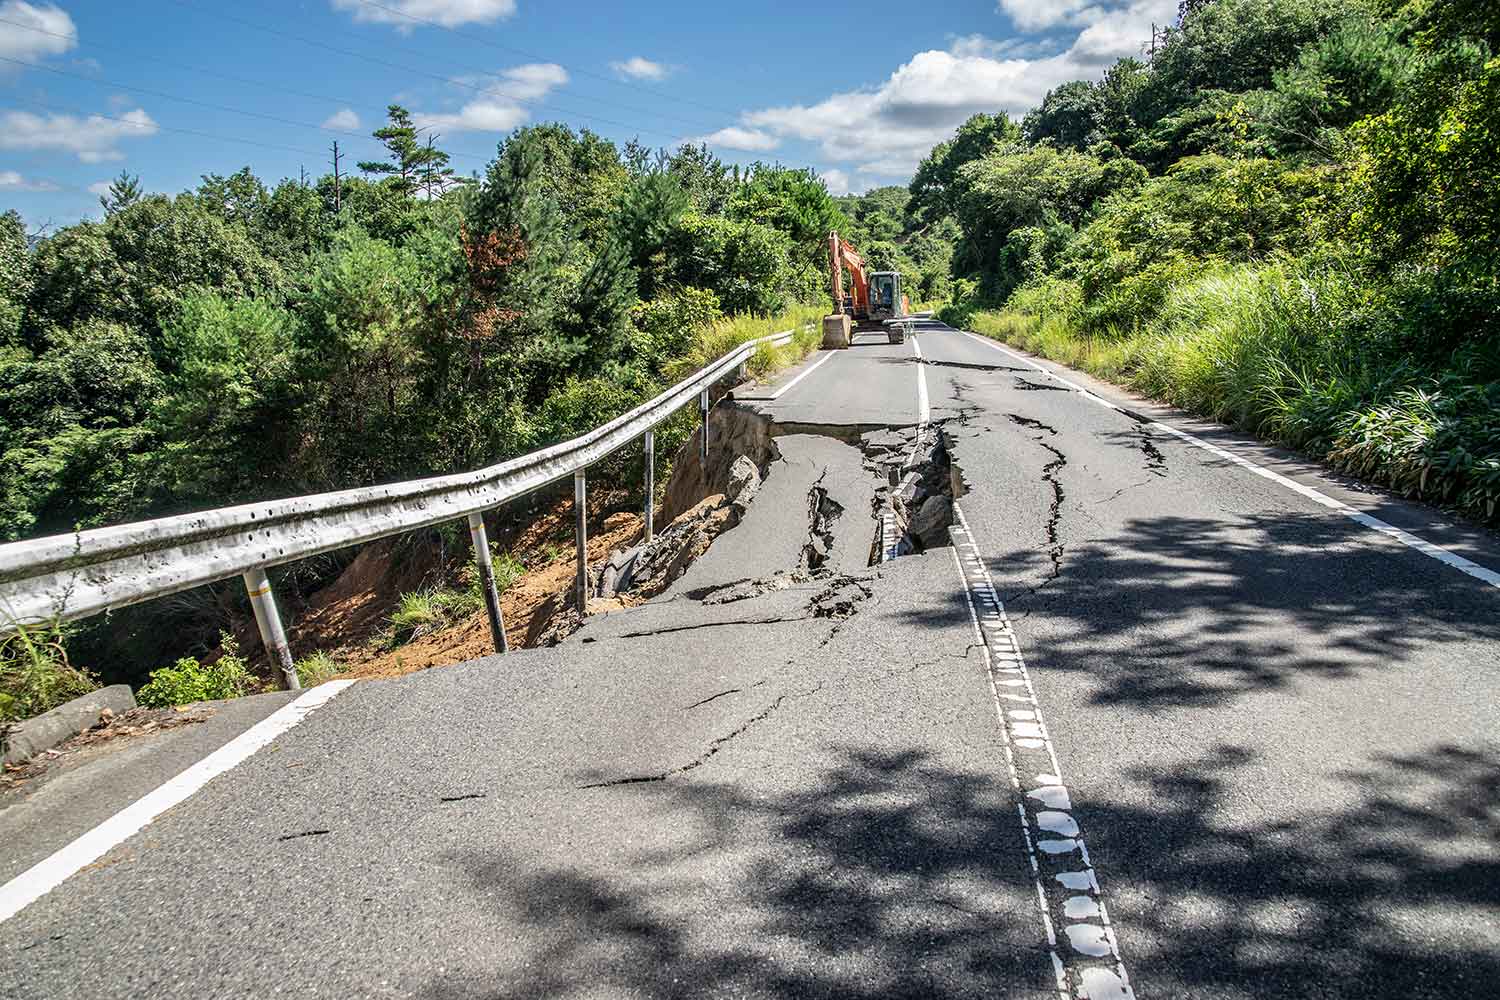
[870,271,910,343]
[870,272,900,320]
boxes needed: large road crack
[1005,414,1068,605]
[1138,426,1168,476]
[800,470,844,573]
[585,615,811,641]
[578,684,823,789]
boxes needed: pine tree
[358,105,424,196]
[99,171,143,215]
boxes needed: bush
[0,624,99,723]
[137,634,254,707]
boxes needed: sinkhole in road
[857,423,967,565]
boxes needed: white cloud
[0,1,76,62]
[738,0,1172,179]
[87,180,111,196]
[0,169,60,191]
[413,63,568,134]
[321,108,362,131]
[821,169,850,197]
[996,0,1101,31]
[685,126,779,152]
[948,33,1063,60]
[329,0,515,29]
[0,107,158,162]
[610,56,668,82]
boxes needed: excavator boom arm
[828,232,870,318]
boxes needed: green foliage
[1025,81,1110,151]
[98,171,142,216]
[909,113,1022,224]
[1060,156,1337,330]
[0,624,98,724]
[0,210,32,347]
[728,165,849,271]
[1345,43,1500,271]
[382,588,482,648]
[154,292,300,502]
[137,634,255,707]
[951,145,1145,298]
[664,212,802,315]
[24,193,285,348]
[631,287,722,369]
[294,651,343,687]
[0,320,163,538]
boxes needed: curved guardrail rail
[0,327,800,687]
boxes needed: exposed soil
[302,500,648,682]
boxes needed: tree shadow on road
[418,739,1499,1000]
[902,509,1500,710]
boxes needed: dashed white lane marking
[955,329,1500,590]
[767,350,835,400]
[949,506,1135,1000]
[912,333,931,425]
[0,679,356,924]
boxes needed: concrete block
[821,314,851,349]
[2,684,136,765]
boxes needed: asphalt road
[2,321,1497,999]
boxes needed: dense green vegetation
[845,0,1498,523]
[0,111,847,696]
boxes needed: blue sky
[0,0,1175,229]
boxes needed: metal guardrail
[0,327,801,688]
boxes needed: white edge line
[955,329,1500,590]
[0,679,357,924]
[768,350,835,400]
[912,333,931,425]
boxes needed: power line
[3,8,718,139]
[341,0,743,121]
[160,0,698,144]
[0,18,516,168]
[0,55,377,143]
[11,96,332,159]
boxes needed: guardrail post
[243,568,300,690]
[467,512,509,654]
[699,389,710,471]
[643,429,655,543]
[574,468,588,613]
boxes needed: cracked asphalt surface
[4,323,1499,999]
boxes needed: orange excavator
[824,232,910,348]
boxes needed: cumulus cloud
[0,1,76,62]
[87,180,111,196]
[685,126,779,152]
[0,169,60,191]
[610,56,668,82]
[738,0,1172,179]
[820,169,851,197]
[329,0,515,29]
[321,108,362,131]
[413,63,568,134]
[0,107,157,162]
[996,0,1101,31]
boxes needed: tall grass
[0,623,99,723]
[965,261,1500,523]
[663,303,826,384]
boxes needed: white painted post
[699,389,710,472]
[574,469,588,613]
[467,512,509,654]
[243,568,300,690]
[643,430,655,543]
